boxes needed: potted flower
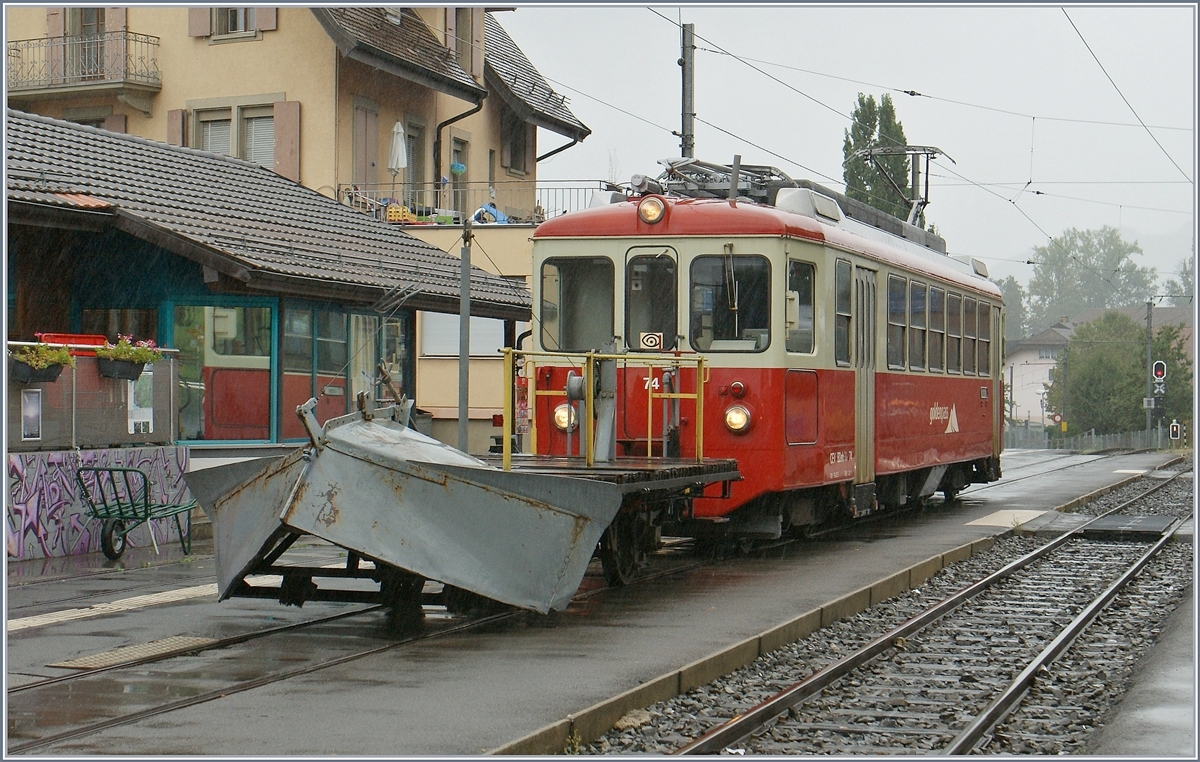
[94,334,164,380]
[9,343,74,384]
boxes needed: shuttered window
[199,117,231,155]
[242,115,274,167]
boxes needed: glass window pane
[946,293,962,373]
[786,261,815,353]
[886,275,906,369]
[540,258,614,351]
[174,305,270,441]
[626,248,677,351]
[690,255,770,352]
[909,281,926,370]
[834,260,851,366]
[928,287,944,372]
[316,309,347,374]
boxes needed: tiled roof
[1072,306,1194,330]
[311,8,486,104]
[5,109,530,320]
[484,13,590,142]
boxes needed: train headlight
[638,196,665,224]
[724,405,752,433]
[553,403,577,431]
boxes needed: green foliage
[842,93,912,222]
[991,275,1029,341]
[10,343,74,369]
[1026,227,1156,332]
[1044,312,1193,434]
[94,334,164,364]
[1163,255,1195,307]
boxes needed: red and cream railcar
[528,184,1003,540]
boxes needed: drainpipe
[536,137,579,163]
[433,101,484,193]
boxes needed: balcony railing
[7,31,162,92]
[338,180,626,225]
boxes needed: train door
[854,267,876,486]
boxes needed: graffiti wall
[6,446,191,560]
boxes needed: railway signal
[1152,360,1167,396]
[1169,420,1181,440]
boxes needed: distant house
[1002,306,1195,427]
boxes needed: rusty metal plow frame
[501,348,708,470]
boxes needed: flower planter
[9,360,63,384]
[97,358,146,380]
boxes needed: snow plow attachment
[187,399,623,614]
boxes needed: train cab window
[786,260,815,353]
[690,253,770,351]
[977,302,992,376]
[626,248,677,351]
[908,281,927,370]
[834,259,851,366]
[928,288,945,372]
[946,293,962,373]
[886,275,907,370]
[541,257,614,351]
[962,297,977,375]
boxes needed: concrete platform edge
[487,531,1010,755]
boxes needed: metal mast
[679,23,695,158]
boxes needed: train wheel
[601,512,650,586]
[100,519,127,560]
[941,487,959,503]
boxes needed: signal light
[1169,421,1181,440]
[1152,360,1166,380]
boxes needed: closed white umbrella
[387,121,407,201]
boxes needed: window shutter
[105,7,126,31]
[525,123,536,173]
[243,115,275,167]
[167,109,186,145]
[104,113,127,133]
[188,7,211,37]
[47,8,64,37]
[273,100,300,181]
[200,119,231,154]
[255,7,276,31]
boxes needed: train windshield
[626,247,677,351]
[540,257,614,351]
[689,253,770,352]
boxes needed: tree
[842,93,911,221]
[1044,312,1192,434]
[1163,254,1195,306]
[1026,227,1156,332]
[991,275,1029,341]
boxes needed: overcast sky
[499,4,1196,289]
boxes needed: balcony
[7,31,161,113]
[338,179,626,226]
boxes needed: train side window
[962,297,977,375]
[946,293,962,373]
[786,260,815,353]
[541,257,614,351]
[834,259,851,366]
[977,301,991,376]
[909,281,927,371]
[626,248,677,351]
[689,253,770,352]
[886,274,906,370]
[928,287,944,372]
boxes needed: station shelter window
[626,247,677,351]
[928,287,945,372]
[786,260,815,354]
[886,275,906,370]
[946,293,962,374]
[173,305,272,441]
[540,258,614,351]
[279,305,364,440]
[833,259,852,366]
[908,281,927,370]
[963,297,977,375]
[689,253,770,352]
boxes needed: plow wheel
[600,511,652,587]
[379,565,425,633]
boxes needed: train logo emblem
[639,332,663,350]
[930,404,960,434]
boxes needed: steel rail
[943,513,1190,755]
[674,470,1186,755]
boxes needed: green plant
[10,343,74,369]
[94,334,164,364]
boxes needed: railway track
[578,469,1191,755]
